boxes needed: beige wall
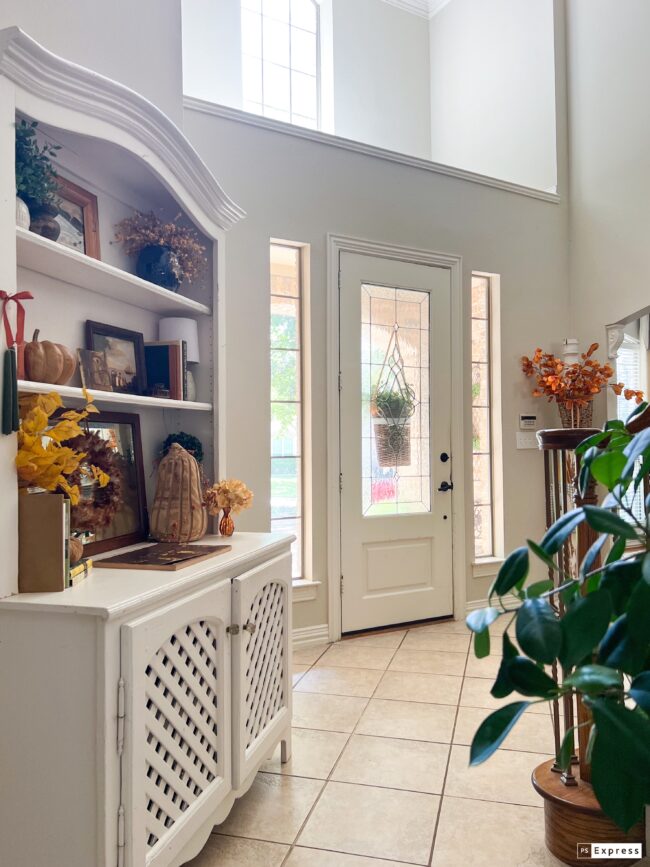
[0,0,184,124]
[567,0,650,419]
[184,106,569,629]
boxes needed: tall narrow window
[617,333,645,524]
[241,0,320,129]
[471,275,495,558]
[270,243,303,577]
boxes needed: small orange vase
[219,507,235,537]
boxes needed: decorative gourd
[24,329,76,385]
[69,537,84,566]
[150,443,207,542]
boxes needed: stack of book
[67,558,93,587]
[144,339,188,400]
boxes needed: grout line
[426,628,472,866]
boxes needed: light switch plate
[516,431,538,450]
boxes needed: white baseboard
[292,623,330,648]
[466,594,518,613]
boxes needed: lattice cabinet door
[120,580,232,867]
[231,553,292,787]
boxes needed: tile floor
[187,619,564,867]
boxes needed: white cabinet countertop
[0,532,293,619]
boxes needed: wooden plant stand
[532,760,645,866]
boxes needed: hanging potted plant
[371,385,416,467]
[521,342,643,428]
[15,119,61,239]
[114,210,206,291]
[465,405,650,865]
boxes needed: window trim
[471,271,504,569]
[270,239,311,583]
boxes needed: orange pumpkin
[24,329,77,385]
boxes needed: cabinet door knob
[243,621,257,634]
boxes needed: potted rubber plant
[371,385,416,467]
[466,405,650,865]
[15,119,61,238]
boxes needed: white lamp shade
[159,317,200,363]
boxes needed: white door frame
[326,234,467,642]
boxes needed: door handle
[437,481,453,492]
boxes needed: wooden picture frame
[73,410,149,556]
[86,320,147,396]
[54,176,101,259]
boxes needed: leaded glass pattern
[361,285,431,516]
[270,243,302,577]
[471,275,494,558]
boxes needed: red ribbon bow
[0,290,33,348]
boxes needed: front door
[339,252,453,633]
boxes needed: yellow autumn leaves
[16,390,110,505]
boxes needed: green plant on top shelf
[15,120,60,210]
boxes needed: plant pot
[15,196,30,229]
[136,245,182,291]
[558,402,593,429]
[29,203,61,241]
[532,759,645,866]
[373,417,411,467]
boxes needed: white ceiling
[379,0,454,19]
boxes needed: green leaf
[592,699,650,779]
[490,634,518,699]
[508,657,558,697]
[601,560,642,616]
[582,505,638,540]
[466,607,500,634]
[527,540,557,572]
[515,598,562,664]
[557,726,576,771]
[625,401,648,426]
[591,730,649,832]
[490,547,529,598]
[539,509,585,555]
[606,536,627,565]
[563,664,623,695]
[589,451,628,489]
[469,701,530,765]
[575,431,610,456]
[524,580,555,599]
[559,590,612,669]
[598,614,647,676]
[621,428,650,478]
[474,627,490,659]
[629,672,650,712]
[580,534,607,579]
[627,575,650,644]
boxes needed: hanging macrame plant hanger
[371,324,418,468]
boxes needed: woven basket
[373,419,411,467]
[558,402,594,429]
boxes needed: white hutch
[0,28,293,867]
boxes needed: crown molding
[379,0,454,18]
[0,27,245,236]
[184,97,561,204]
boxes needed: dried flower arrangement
[114,211,206,283]
[521,343,644,411]
[204,479,254,516]
[16,391,110,505]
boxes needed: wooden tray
[94,542,232,571]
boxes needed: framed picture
[70,410,149,556]
[54,176,101,259]
[86,321,147,396]
[78,349,113,392]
